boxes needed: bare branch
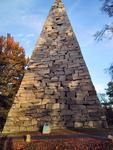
[94,24,113,41]
[109,63,113,80]
[101,0,113,17]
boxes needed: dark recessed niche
[83,103,90,106]
[52,27,54,29]
[88,90,96,96]
[61,39,66,42]
[56,99,58,103]
[24,86,34,90]
[65,92,67,97]
[56,18,60,21]
[75,93,77,98]
[48,34,51,37]
[33,85,37,89]
[57,23,63,26]
[27,68,31,71]
[68,104,71,109]
[56,31,59,35]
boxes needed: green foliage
[106,82,113,102]
[105,81,113,125]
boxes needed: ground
[0,128,113,150]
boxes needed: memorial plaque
[42,123,51,134]
[26,134,31,143]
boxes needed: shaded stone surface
[3,0,107,133]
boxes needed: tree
[108,63,113,80]
[95,0,113,40]
[94,0,113,101]
[104,82,113,125]
[0,34,27,98]
[106,82,113,102]
[104,64,113,125]
[94,0,113,125]
[0,34,27,130]
[106,63,113,102]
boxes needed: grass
[12,138,113,150]
[0,127,113,137]
[0,128,113,150]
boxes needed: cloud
[16,33,24,37]
[15,33,34,39]
[24,40,31,46]
[95,83,106,93]
[7,13,43,33]
[26,34,35,38]
[0,0,44,33]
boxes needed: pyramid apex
[55,0,62,3]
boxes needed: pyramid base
[2,120,108,134]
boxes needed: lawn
[0,128,113,150]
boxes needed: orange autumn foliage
[0,34,27,98]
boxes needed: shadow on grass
[0,136,14,150]
[67,127,113,138]
[0,136,7,150]
[6,138,13,150]
[0,95,14,132]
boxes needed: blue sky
[0,0,113,93]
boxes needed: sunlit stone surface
[3,0,107,133]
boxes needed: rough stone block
[59,75,66,81]
[74,122,83,128]
[52,103,60,110]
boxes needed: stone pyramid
[3,0,107,133]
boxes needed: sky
[0,0,113,94]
